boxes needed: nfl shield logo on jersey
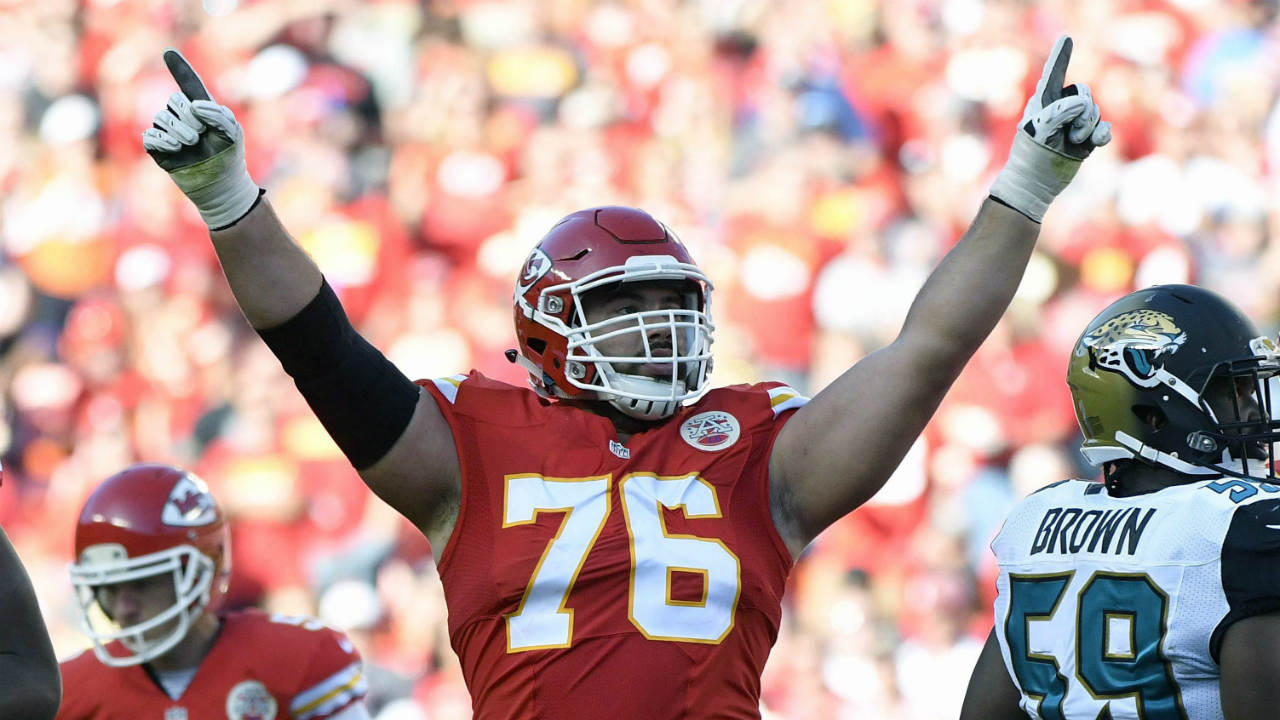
[225,680,277,720]
[164,708,188,720]
[680,411,741,451]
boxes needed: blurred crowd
[2,0,1280,717]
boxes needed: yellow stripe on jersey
[767,386,809,418]
[431,374,468,405]
[292,662,368,720]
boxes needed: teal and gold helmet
[1067,285,1280,479]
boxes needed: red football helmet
[512,206,715,420]
[70,463,230,667]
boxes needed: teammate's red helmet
[512,206,715,420]
[70,463,231,667]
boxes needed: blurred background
[2,0,1278,717]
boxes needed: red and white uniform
[424,371,805,720]
[57,609,366,720]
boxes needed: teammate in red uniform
[143,36,1109,719]
[57,463,370,720]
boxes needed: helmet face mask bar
[1182,345,1280,480]
[557,262,713,417]
[70,544,216,667]
[1068,285,1280,483]
[512,207,715,421]
[69,463,230,667]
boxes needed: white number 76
[503,472,741,652]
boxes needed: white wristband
[168,146,259,229]
[989,131,1082,223]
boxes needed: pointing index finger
[1035,35,1073,107]
[163,48,211,102]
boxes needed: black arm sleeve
[256,279,420,470]
[1212,497,1280,663]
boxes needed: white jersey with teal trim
[991,477,1280,720]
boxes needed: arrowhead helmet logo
[161,473,218,527]
[516,248,553,297]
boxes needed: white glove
[142,49,260,230]
[990,36,1112,222]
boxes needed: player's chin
[640,347,679,376]
[140,617,182,642]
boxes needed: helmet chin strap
[110,602,199,666]
[605,373,685,421]
[1206,450,1274,480]
[522,355,686,421]
[1112,430,1272,480]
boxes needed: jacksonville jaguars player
[961,285,1280,720]
[0,520,61,719]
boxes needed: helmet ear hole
[1133,404,1168,430]
[527,338,547,355]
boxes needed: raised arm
[143,51,460,550]
[768,36,1111,553]
[0,525,61,720]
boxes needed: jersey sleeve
[288,626,367,720]
[723,382,809,568]
[55,651,100,719]
[421,373,468,408]
[419,371,547,423]
[1211,496,1280,663]
[762,383,808,419]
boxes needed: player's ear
[1133,405,1167,430]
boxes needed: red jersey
[423,372,804,720]
[57,609,366,720]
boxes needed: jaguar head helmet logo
[1078,309,1186,388]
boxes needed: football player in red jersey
[0,520,61,719]
[142,36,1109,719]
[57,463,370,720]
